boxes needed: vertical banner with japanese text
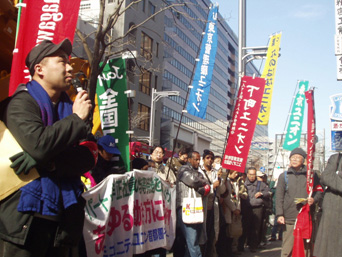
[186,4,218,119]
[283,81,309,151]
[305,90,315,194]
[335,0,342,80]
[222,76,266,173]
[257,33,282,125]
[9,0,81,96]
[82,171,176,256]
[97,58,130,171]
[329,93,342,151]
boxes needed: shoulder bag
[182,187,204,224]
[0,121,39,200]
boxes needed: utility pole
[238,0,246,87]
[238,0,268,88]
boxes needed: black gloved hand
[9,151,37,175]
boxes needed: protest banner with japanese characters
[9,0,81,96]
[96,58,130,171]
[257,33,282,125]
[283,81,309,151]
[335,0,342,80]
[186,4,218,119]
[305,89,315,194]
[222,76,266,173]
[82,170,176,256]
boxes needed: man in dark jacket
[165,147,189,179]
[276,147,323,257]
[0,39,97,256]
[244,167,270,252]
[176,151,210,257]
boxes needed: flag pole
[15,0,24,48]
[269,80,300,180]
[166,4,214,180]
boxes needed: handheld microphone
[71,72,88,92]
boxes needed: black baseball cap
[25,39,73,76]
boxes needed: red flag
[305,89,315,195]
[293,226,305,257]
[9,0,81,96]
[293,204,312,257]
[293,90,315,257]
[222,76,266,173]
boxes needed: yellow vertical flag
[257,33,282,125]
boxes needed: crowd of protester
[127,146,330,257]
[1,39,339,257]
[129,147,276,257]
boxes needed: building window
[155,42,159,57]
[138,103,150,131]
[80,3,91,10]
[139,69,152,95]
[142,0,146,12]
[108,0,114,3]
[154,75,158,90]
[141,32,153,60]
[148,2,156,19]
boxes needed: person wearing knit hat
[289,147,307,160]
[275,147,323,257]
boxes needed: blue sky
[215,0,339,153]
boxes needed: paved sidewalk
[166,239,282,257]
[238,240,282,257]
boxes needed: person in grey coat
[244,167,271,252]
[276,147,323,257]
[314,153,342,257]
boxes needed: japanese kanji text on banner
[186,4,218,119]
[305,89,315,194]
[82,171,176,256]
[9,0,81,96]
[222,76,266,173]
[96,58,130,171]
[283,81,309,151]
[257,33,282,125]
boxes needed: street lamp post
[149,89,180,146]
[238,0,269,87]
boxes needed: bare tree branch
[77,0,186,117]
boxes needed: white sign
[335,34,342,55]
[335,0,342,80]
[337,55,342,81]
[331,121,342,131]
[82,170,176,256]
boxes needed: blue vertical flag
[186,4,218,119]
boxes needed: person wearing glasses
[150,145,176,185]
[276,148,323,257]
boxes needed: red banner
[222,76,266,173]
[9,0,81,96]
[305,89,315,195]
